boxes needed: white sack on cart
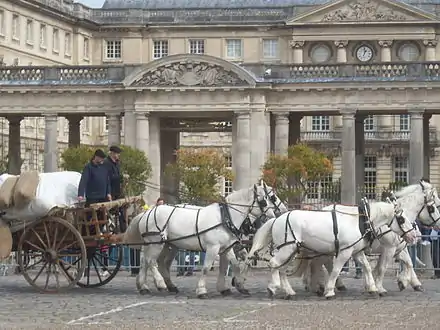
[0,171,81,233]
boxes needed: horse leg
[267,245,297,299]
[322,257,345,292]
[196,244,221,299]
[144,244,168,292]
[226,248,250,295]
[372,247,394,296]
[216,252,232,296]
[352,251,378,296]
[279,268,296,300]
[157,244,179,293]
[396,248,423,292]
[311,258,327,296]
[323,250,354,299]
[136,246,151,295]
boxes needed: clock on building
[356,45,374,62]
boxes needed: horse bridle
[387,206,415,238]
[262,184,284,217]
[415,181,440,226]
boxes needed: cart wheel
[76,244,123,288]
[17,217,87,293]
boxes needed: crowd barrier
[2,235,440,277]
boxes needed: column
[66,115,82,147]
[250,109,268,183]
[334,40,348,63]
[423,40,437,62]
[274,112,289,155]
[107,113,121,147]
[355,115,365,202]
[378,40,393,62]
[160,130,180,204]
[135,112,149,155]
[265,112,271,155]
[423,114,431,179]
[44,114,58,173]
[233,111,251,190]
[408,109,424,184]
[124,108,136,147]
[231,113,238,183]
[148,115,161,205]
[7,116,23,175]
[289,40,305,64]
[340,109,356,205]
[289,113,302,146]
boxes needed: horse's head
[250,182,276,220]
[417,179,440,226]
[390,200,418,244]
[259,179,289,217]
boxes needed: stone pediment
[124,55,256,89]
[286,0,438,24]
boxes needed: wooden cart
[2,196,144,293]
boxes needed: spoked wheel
[17,217,87,293]
[76,244,123,288]
[76,207,123,288]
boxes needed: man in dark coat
[78,149,111,205]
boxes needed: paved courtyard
[1,269,440,329]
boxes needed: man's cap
[94,149,106,158]
[109,145,122,154]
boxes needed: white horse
[304,180,440,295]
[154,186,288,295]
[123,182,279,298]
[243,198,417,300]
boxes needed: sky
[77,0,105,8]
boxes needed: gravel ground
[1,269,440,329]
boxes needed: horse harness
[139,189,270,250]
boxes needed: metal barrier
[2,235,440,277]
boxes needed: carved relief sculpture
[289,40,305,49]
[322,0,407,21]
[132,61,249,87]
[423,40,438,48]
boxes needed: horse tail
[122,212,145,250]
[246,217,275,263]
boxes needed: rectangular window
[364,156,377,200]
[400,114,410,131]
[105,40,122,59]
[40,24,47,48]
[64,32,71,55]
[311,116,330,131]
[393,156,409,184]
[153,40,169,59]
[52,28,59,52]
[364,115,375,131]
[83,37,90,59]
[306,175,333,201]
[224,179,233,197]
[189,39,205,54]
[226,39,242,59]
[12,14,20,40]
[26,19,33,43]
[0,10,5,35]
[225,154,232,168]
[263,39,278,59]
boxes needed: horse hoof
[168,286,179,294]
[284,294,296,300]
[325,295,336,300]
[237,288,250,296]
[316,289,325,297]
[413,285,424,292]
[397,281,405,291]
[157,287,166,292]
[379,291,387,297]
[368,291,379,297]
[139,289,151,295]
[198,293,209,299]
[337,285,347,292]
[231,277,236,287]
[267,288,275,298]
[221,289,232,296]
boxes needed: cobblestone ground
[1,269,440,329]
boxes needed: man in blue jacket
[78,149,112,205]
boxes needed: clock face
[356,45,373,62]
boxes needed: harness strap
[332,204,340,258]
[195,209,204,251]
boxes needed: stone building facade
[1,0,440,204]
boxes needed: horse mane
[393,183,425,199]
[370,201,394,220]
[225,186,253,205]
